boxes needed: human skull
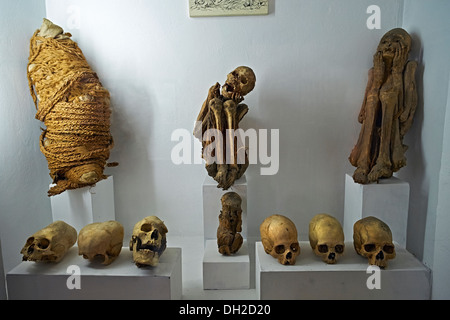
[20,220,77,263]
[221,66,256,99]
[309,213,345,264]
[353,216,396,268]
[260,214,300,265]
[129,216,168,267]
[78,220,124,265]
[377,28,412,59]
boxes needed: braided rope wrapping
[27,19,117,196]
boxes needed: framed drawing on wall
[189,0,269,17]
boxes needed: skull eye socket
[275,245,285,254]
[151,229,159,240]
[38,238,50,249]
[25,237,35,246]
[240,75,248,85]
[364,244,376,252]
[318,244,328,253]
[290,242,299,252]
[383,244,395,254]
[335,245,344,254]
[141,223,153,232]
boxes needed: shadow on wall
[397,31,426,261]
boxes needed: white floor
[167,236,257,300]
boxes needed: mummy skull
[221,66,256,100]
[78,220,124,265]
[129,216,168,267]
[353,216,396,268]
[20,220,77,263]
[260,214,300,265]
[309,213,345,264]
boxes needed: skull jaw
[132,250,160,267]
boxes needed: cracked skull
[129,216,168,267]
[78,220,124,265]
[221,66,256,100]
[260,214,300,265]
[353,216,396,268]
[309,213,345,264]
[20,220,77,263]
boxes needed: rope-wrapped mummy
[27,19,117,196]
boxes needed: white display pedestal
[255,241,431,300]
[50,176,115,232]
[343,173,410,247]
[202,174,249,289]
[203,239,250,290]
[7,246,182,300]
[202,174,247,240]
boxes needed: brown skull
[20,220,77,263]
[309,213,345,264]
[129,216,168,267]
[78,220,124,265]
[221,66,256,100]
[260,214,300,265]
[353,216,396,268]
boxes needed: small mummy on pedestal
[217,192,243,255]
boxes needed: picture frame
[189,0,269,17]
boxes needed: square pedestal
[255,241,430,300]
[7,246,182,300]
[343,173,409,247]
[203,239,250,290]
[202,175,247,240]
[50,176,115,232]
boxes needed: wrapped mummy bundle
[27,19,117,196]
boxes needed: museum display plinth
[202,174,250,289]
[203,239,250,290]
[343,173,409,247]
[255,241,430,300]
[50,176,116,232]
[7,246,182,300]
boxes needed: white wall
[399,0,450,299]
[0,0,49,275]
[43,0,403,243]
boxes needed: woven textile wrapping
[27,19,116,196]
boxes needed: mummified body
[27,19,116,196]
[194,66,255,190]
[349,28,417,184]
[217,192,243,255]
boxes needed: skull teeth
[135,237,157,252]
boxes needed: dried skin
[217,192,243,255]
[194,66,255,190]
[349,28,417,184]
